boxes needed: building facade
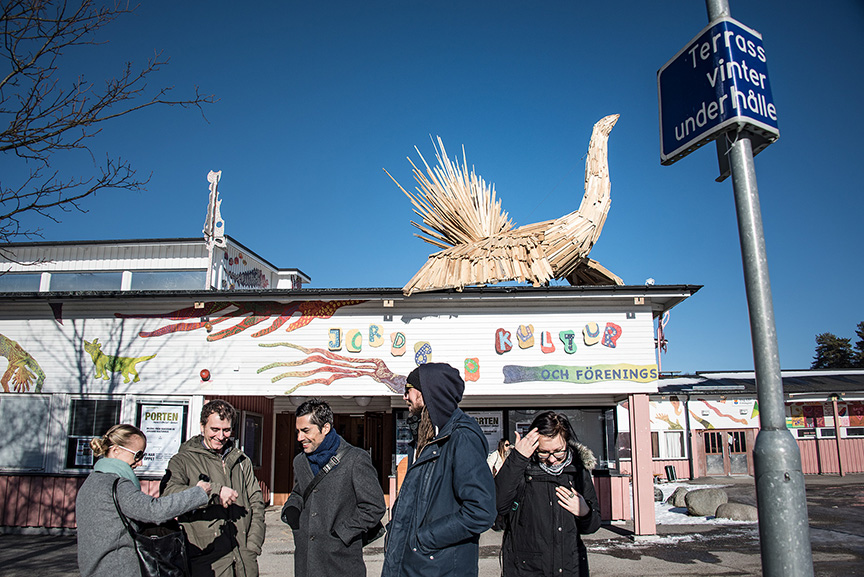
[0,238,698,536]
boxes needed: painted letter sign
[658,17,779,165]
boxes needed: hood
[569,440,598,471]
[415,363,465,429]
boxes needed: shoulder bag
[302,447,385,547]
[112,478,191,577]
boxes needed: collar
[94,457,141,490]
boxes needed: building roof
[658,369,864,400]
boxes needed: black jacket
[495,445,601,577]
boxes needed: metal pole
[705,2,814,576]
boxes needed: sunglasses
[115,444,145,463]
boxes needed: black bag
[112,478,191,577]
[300,447,386,547]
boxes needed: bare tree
[0,0,216,244]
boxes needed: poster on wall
[136,403,188,473]
[466,411,503,453]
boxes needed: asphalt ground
[1,473,861,577]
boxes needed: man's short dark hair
[295,398,333,431]
[201,399,237,426]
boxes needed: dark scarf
[306,428,341,476]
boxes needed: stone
[715,502,759,521]
[655,487,664,502]
[666,487,689,508]
[685,488,729,516]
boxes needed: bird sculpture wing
[391,115,623,296]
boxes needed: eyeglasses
[536,448,568,460]
[504,443,511,447]
[115,445,145,463]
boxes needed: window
[242,412,263,468]
[616,432,631,460]
[130,270,206,291]
[795,428,816,439]
[0,395,51,470]
[51,272,122,291]
[66,399,122,468]
[816,427,836,439]
[0,273,41,292]
[652,430,685,459]
[842,427,864,439]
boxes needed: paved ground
[1,474,862,576]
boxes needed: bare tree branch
[0,0,216,244]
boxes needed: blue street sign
[658,17,779,165]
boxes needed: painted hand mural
[257,341,407,395]
[0,333,45,392]
[116,300,365,341]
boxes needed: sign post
[658,2,814,576]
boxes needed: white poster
[138,404,186,473]
[467,410,503,453]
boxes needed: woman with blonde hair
[487,438,511,476]
[76,424,212,577]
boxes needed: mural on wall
[632,398,761,431]
[788,402,864,428]
[0,333,45,392]
[256,341,406,395]
[116,300,365,341]
[503,364,658,385]
[83,338,156,383]
[220,250,270,290]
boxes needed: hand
[219,486,239,508]
[196,480,212,495]
[555,485,588,517]
[513,428,540,459]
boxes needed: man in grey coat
[281,398,386,577]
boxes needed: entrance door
[273,412,298,506]
[699,429,754,476]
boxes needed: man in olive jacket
[281,399,386,577]
[382,363,496,577]
[162,400,266,577]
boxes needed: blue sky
[10,0,864,373]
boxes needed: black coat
[282,438,386,577]
[495,446,601,577]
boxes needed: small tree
[854,321,864,368]
[1,0,215,244]
[811,332,854,369]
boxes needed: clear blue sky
[13,0,864,374]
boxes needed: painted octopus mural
[257,341,407,395]
[116,300,365,341]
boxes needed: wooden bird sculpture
[386,114,623,296]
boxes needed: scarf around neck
[538,449,573,476]
[306,428,341,476]
[94,457,141,490]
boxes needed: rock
[685,488,728,516]
[666,487,689,508]
[716,502,759,521]
[655,487,664,502]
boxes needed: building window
[0,395,51,470]
[842,427,864,439]
[241,412,263,468]
[130,270,206,291]
[0,273,41,292]
[816,427,836,439]
[51,272,122,291]
[66,399,122,469]
[652,430,686,459]
[795,428,816,439]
